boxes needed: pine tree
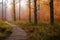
[29,0,31,23]
[13,0,16,21]
[34,0,38,24]
[2,0,4,20]
[50,0,54,25]
[19,0,20,20]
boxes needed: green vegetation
[10,21,60,40]
[0,21,12,40]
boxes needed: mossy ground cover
[0,21,12,40]
[9,20,60,40]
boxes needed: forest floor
[9,20,60,40]
[5,21,27,40]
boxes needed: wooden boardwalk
[5,21,27,40]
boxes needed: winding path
[5,21,27,40]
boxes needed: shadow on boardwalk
[5,21,27,40]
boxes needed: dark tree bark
[34,0,38,24]
[29,0,31,23]
[19,0,20,20]
[50,0,54,25]
[13,0,16,21]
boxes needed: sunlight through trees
[0,0,59,25]
[0,0,60,40]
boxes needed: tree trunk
[34,0,38,24]
[5,2,7,21]
[2,0,4,20]
[13,0,16,21]
[37,0,40,22]
[50,0,54,25]
[19,0,20,20]
[29,0,31,23]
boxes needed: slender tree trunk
[2,0,4,20]
[37,0,40,22]
[19,0,20,20]
[29,0,31,23]
[5,1,7,21]
[50,0,54,25]
[13,0,16,21]
[34,0,38,24]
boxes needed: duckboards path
[5,21,27,40]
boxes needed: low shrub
[0,21,12,40]
[10,21,60,40]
